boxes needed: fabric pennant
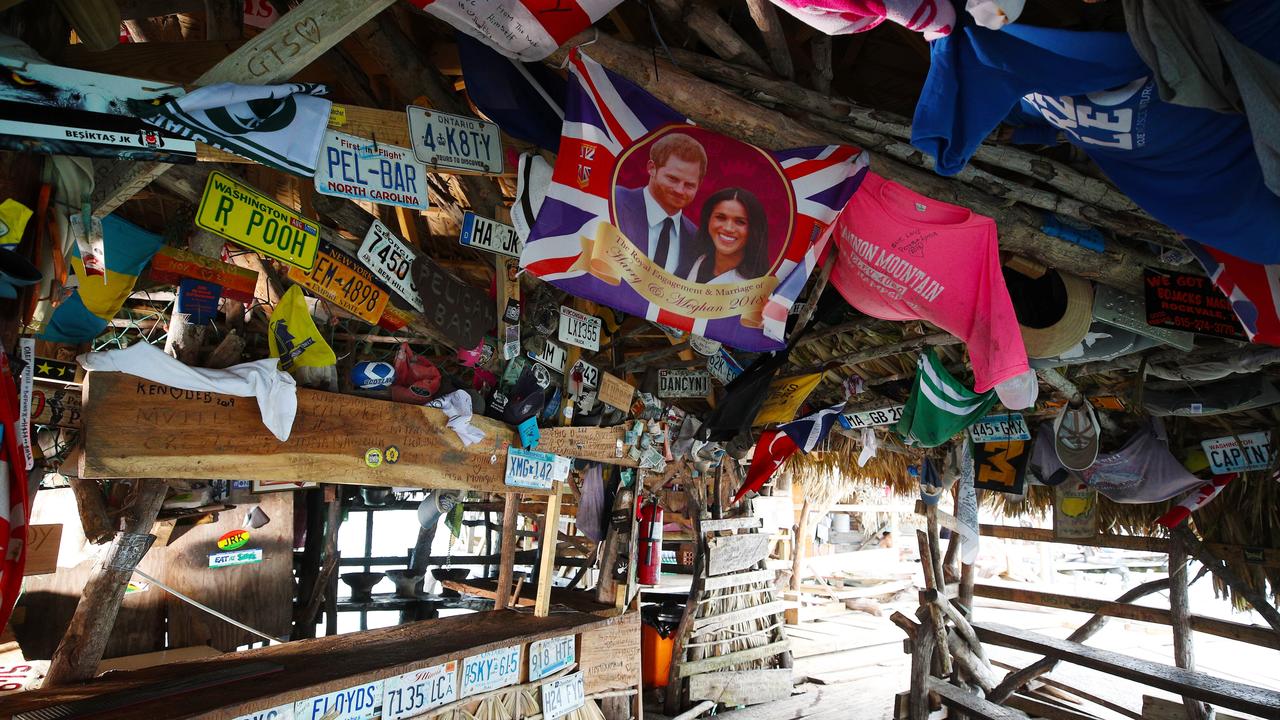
[1186,239,1280,346]
[733,429,799,503]
[896,349,997,447]
[521,50,868,351]
[409,0,624,62]
[1156,473,1236,529]
[780,402,845,453]
[769,0,955,39]
[0,346,29,633]
[133,83,331,177]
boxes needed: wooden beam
[973,583,1279,651]
[90,0,397,217]
[675,639,790,677]
[44,479,168,686]
[1173,525,1280,635]
[652,0,770,74]
[988,577,1172,704]
[535,482,564,617]
[927,678,1026,720]
[743,0,793,79]
[978,524,1280,570]
[80,372,635,491]
[687,668,792,707]
[974,622,1280,718]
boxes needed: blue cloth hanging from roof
[457,32,567,152]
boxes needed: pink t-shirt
[828,172,1028,393]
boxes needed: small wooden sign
[557,306,602,351]
[1143,269,1246,340]
[23,524,61,576]
[287,240,390,323]
[657,369,710,399]
[147,245,258,304]
[196,171,321,271]
[596,372,635,410]
[412,253,492,350]
[31,381,80,428]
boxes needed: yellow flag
[268,285,336,371]
[753,373,823,426]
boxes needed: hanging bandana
[133,82,331,176]
[896,349,997,447]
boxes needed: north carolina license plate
[288,241,389,323]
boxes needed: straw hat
[1004,266,1094,359]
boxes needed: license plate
[315,129,429,211]
[383,661,457,720]
[1201,431,1272,474]
[558,306,601,351]
[529,635,576,681]
[530,339,567,374]
[288,241,389,323]
[407,107,503,174]
[541,671,585,720]
[571,359,600,389]
[841,405,904,429]
[459,211,522,257]
[358,219,423,312]
[196,171,320,270]
[460,645,521,697]
[968,413,1030,443]
[658,369,711,398]
[293,681,382,720]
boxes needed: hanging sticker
[503,298,521,324]
[216,529,251,551]
[208,548,263,568]
[70,214,107,279]
[364,448,384,467]
[518,416,540,449]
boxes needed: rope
[132,567,285,644]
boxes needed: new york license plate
[288,241,389,323]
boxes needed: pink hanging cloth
[769,0,955,40]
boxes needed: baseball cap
[1053,394,1100,471]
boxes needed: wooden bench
[973,622,1280,719]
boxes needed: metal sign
[1143,269,1245,341]
[459,212,522,257]
[384,661,457,720]
[558,306,602,352]
[460,645,521,697]
[315,130,429,211]
[358,219,423,312]
[406,107,503,174]
[968,413,1030,443]
[541,671,586,720]
[505,448,558,491]
[208,548,263,568]
[196,171,320,270]
[530,339,567,374]
[841,405,904,429]
[658,369,711,398]
[293,680,383,720]
[1201,432,1272,474]
[287,240,389,324]
[529,635,576,681]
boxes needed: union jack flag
[521,50,868,352]
[1187,240,1280,347]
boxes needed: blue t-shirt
[912,0,1280,264]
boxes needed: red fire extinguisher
[637,498,664,586]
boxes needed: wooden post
[534,483,563,617]
[68,477,115,545]
[790,497,810,592]
[1173,525,1280,635]
[1170,535,1212,720]
[44,478,168,686]
[495,492,520,611]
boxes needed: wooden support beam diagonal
[91,0,397,217]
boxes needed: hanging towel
[427,389,486,446]
[133,82,331,176]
